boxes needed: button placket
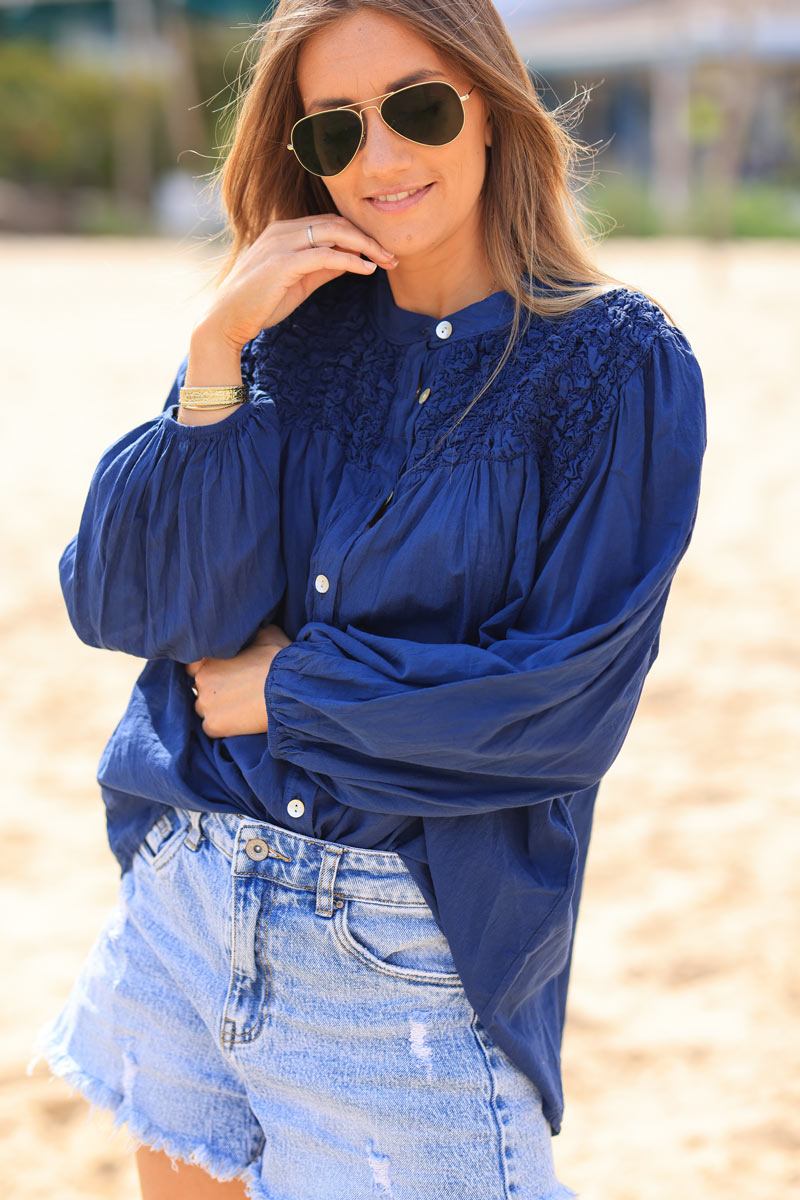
[402,340,448,468]
[313,334,449,606]
[308,555,338,622]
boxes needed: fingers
[284,247,381,277]
[256,214,397,268]
[182,644,273,739]
[252,623,291,648]
[185,657,207,701]
[301,218,397,266]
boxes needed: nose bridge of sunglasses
[354,100,409,156]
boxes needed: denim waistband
[179,808,429,914]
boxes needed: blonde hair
[214,0,623,439]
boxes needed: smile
[366,183,433,212]
[375,188,420,202]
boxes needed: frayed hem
[244,1181,279,1200]
[29,1031,265,1197]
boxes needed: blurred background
[0,0,798,237]
[2,2,798,1200]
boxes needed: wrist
[186,321,244,386]
[180,323,245,425]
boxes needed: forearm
[264,601,667,818]
[61,398,285,660]
[177,321,245,427]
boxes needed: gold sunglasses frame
[287,80,474,178]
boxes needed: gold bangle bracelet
[180,399,243,410]
[179,385,249,410]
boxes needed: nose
[357,104,413,171]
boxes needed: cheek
[323,180,372,228]
[448,142,487,206]
[322,182,347,217]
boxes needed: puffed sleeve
[59,352,286,662]
[265,325,706,815]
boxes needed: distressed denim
[36,808,577,1199]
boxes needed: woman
[37,2,706,1198]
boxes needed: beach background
[1,233,797,1199]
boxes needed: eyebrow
[306,68,445,113]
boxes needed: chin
[375,227,439,261]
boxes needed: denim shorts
[35,808,577,1200]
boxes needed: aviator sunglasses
[287,80,474,178]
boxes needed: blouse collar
[370,267,515,346]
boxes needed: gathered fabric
[59,268,706,1134]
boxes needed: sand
[1,235,797,1199]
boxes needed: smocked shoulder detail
[406,288,669,502]
[249,275,405,468]
[515,288,671,526]
[248,281,671,521]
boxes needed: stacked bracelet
[179,385,249,410]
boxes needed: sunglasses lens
[383,82,465,147]
[293,108,363,176]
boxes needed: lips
[365,183,434,212]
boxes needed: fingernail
[364,261,377,270]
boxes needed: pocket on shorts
[334,898,464,988]
[136,808,189,871]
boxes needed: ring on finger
[306,223,317,249]
[191,684,199,698]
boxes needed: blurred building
[0,0,268,233]
[496,0,800,233]
[0,1,262,38]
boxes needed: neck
[384,227,497,318]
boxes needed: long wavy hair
[213,0,623,443]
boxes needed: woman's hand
[186,623,291,739]
[197,215,398,354]
[179,214,398,426]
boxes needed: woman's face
[295,7,492,266]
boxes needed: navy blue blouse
[60,268,706,1135]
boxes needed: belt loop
[185,809,205,852]
[315,845,343,917]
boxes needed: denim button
[287,798,305,818]
[245,838,270,861]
